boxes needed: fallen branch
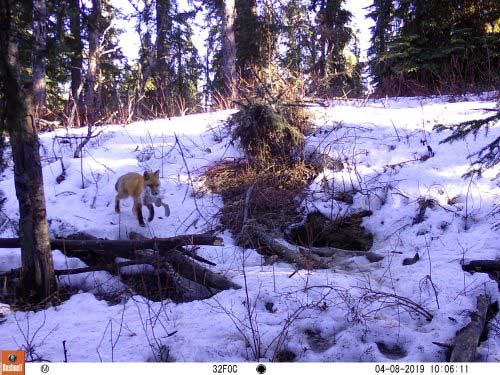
[2,231,239,293]
[129,232,241,290]
[307,246,384,263]
[239,221,382,269]
[0,234,223,259]
[178,247,216,267]
[450,294,491,362]
[1,259,162,278]
[168,248,240,290]
[360,288,434,321]
[245,226,327,270]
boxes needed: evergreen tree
[234,0,262,80]
[168,4,202,113]
[155,0,171,110]
[310,0,359,96]
[68,0,83,106]
[435,104,500,178]
[0,0,56,303]
[133,0,202,116]
[84,0,103,124]
[367,0,394,89]
[369,0,500,95]
[280,0,310,74]
[32,0,48,112]
[45,0,72,118]
[220,0,237,99]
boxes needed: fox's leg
[146,203,155,222]
[133,198,146,227]
[115,192,128,213]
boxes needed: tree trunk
[235,0,259,80]
[221,0,237,100]
[32,0,47,113]
[317,0,329,79]
[69,0,83,107]
[156,0,169,75]
[84,0,102,125]
[136,1,155,117]
[0,0,56,302]
[155,0,170,110]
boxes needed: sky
[111,0,375,63]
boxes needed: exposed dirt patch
[288,210,374,251]
[205,159,317,235]
[305,328,335,353]
[274,348,297,362]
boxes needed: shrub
[228,63,313,165]
[229,102,304,164]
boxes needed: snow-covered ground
[0,93,499,362]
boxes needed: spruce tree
[32,0,48,112]
[310,0,358,96]
[435,105,500,178]
[367,0,394,89]
[369,0,500,95]
[234,0,261,79]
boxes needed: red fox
[115,170,161,227]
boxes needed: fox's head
[143,170,161,196]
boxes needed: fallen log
[462,260,500,274]
[65,232,239,291]
[239,222,381,269]
[54,232,217,267]
[450,294,491,362]
[167,249,241,290]
[1,230,239,302]
[0,234,224,259]
[1,260,153,278]
[251,230,327,270]
[65,231,236,293]
[129,232,241,290]
[308,246,384,263]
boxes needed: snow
[0,93,499,362]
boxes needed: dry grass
[205,159,317,235]
[205,66,321,242]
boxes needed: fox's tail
[114,178,120,192]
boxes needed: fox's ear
[154,169,160,177]
[143,171,150,180]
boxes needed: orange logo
[1,351,25,375]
